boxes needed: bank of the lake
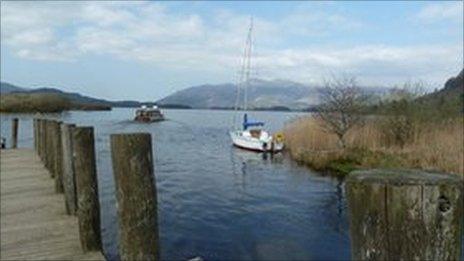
[0,93,111,113]
[283,116,464,177]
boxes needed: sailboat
[229,18,284,153]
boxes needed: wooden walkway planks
[0,149,105,260]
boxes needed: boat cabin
[134,105,164,122]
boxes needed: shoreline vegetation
[284,117,463,177]
[283,71,464,177]
[0,93,111,113]
[0,92,311,113]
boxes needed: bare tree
[315,75,367,148]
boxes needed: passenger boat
[229,18,284,153]
[134,105,165,122]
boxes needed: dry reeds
[284,116,464,176]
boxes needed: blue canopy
[243,113,264,130]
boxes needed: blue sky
[1,1,463,101]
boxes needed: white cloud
[1,1,462,86]
[416,2,463,23]
[252,44,462,86]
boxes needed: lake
[0,108,351,260]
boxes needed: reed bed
[283,116,464,176]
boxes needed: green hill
[419,69,464,114]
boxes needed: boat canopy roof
[243,113,264,130]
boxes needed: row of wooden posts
[6,118,463,260]
[32,118,159,260]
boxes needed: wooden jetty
[1,118,159,260]
[0,148,105,260]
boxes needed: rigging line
[232,18,251,129]
[244,17,253,112]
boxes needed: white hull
[230,130,284,152]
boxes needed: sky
[1,1,463,101]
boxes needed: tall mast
[232,17,254,129]
[243,17,253,111]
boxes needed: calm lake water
[1,108,351,260]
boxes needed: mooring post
[52,121,64,193]
[34,119,39,153]
[34,119,38,155]
[33,119,37,152]
[11,118,18,149]
[72,126,102,252]
[46,120,55,178]
[42,119,49,165]
[43,120,49,168]
[346,169,463,260]
[61,123,77,215]
[39,119,44,160]
[35,119,39,153]
[110,133,159,260]
[37,119,42,159]
[45,120,51,169]
[39,119,45,162]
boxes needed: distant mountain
[0,82,161,109]
[157,78,388,110]
[157,79,321,110]
[0,82,28,94]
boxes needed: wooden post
[34,119,39,153]
[39,119,45,162]
[42,119,48,165]
[52,121,64,193]
[72,126,102,252]
[61,123,77,215]
[11,118,18,149]
[35,119,39,152]
[46,120,55,177]
[38,119,44,160]
[43,120,50,171]
[110,133,159,260]
[346,169,463,260]
[33,119,37,152]
[37,119,41,158]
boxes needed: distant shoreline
[0,98,316,114]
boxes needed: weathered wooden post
[49,120,57,177]
[33,119,38,152]
[34,118,39,153]
[72,126,102,252]
[43,120,49,167]
[38,119,44,160]
[61,123,77,215]
[52,121,64,193]
[37,119,41,157]
[35,119,39,153]
[11,118,18,149]
[39,119,45,162]
[110,133,159,260]
[42,119,49,165]
[45,120,54,175]
[346,169,463,260]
